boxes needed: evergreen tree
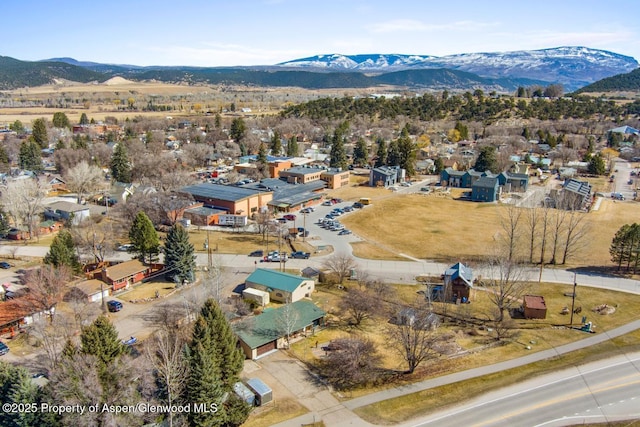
[257,142,268,165]
[588,153,606,175]
[230,117,246,143]
[187,299,246,427]
[434,157,445,174]
[43,230,81,273]
[55,139,66,150]
[110,143,131,183]
[353,137,368,167]
[0,145,9,172]
[52,112,71,129]
[0,362,55,427]
[454,122,469,141]
[164,224,196,285]
[286,135,299,157]
[397,128,417,176]
[80,315,125,369]
[387,139,401,166]
[214,113,221,129]
[73,134,88,150]
[474,145,499,173]
[375,138,387,167]
[329,131,348,170]
[270,130,282,156]
[9,119,25,134]
[79,112,89,125]
[129,212,160,264]
[18,141,42,172]
[31,118,48,148]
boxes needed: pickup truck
[290,251,310,259]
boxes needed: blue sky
[4,0,639,66]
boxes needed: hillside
[575,67,640,93]
[0,56,108,89]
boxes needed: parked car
[0,341,9,356]
[343,206,354,212]
[0,262,11,269]
[121,336,138,346]
[107,300,123,312]
[401,182,411,187]
[322,200,333,206]
[283,214,297,221]
[116,243,134,252]
[290,251,310,259]
[331,198,343,203]
[611,192,625,200]
[338,229,352,235]
[353,202,364,209]
[277,217,287,223]
[249,250,264,257]
[420,187,431,192]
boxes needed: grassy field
[241,398,308,427]
[289,281,640,403]
[120,280,176,301]
[341,192,640,268]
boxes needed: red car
[283,214,297,221]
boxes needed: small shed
[523,295,547,319]
[246,378,272,406]
[233,382,255,406]
[242,287,270,306]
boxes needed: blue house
[471,176,499,202]
[497,172,529,192]
[461,169,487,188]
[440,167,465,187]
[370,166,401,188]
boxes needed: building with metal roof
[245,268,315,302]
[234,300,326,359]
[179,183,273,216]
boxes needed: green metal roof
[246,268,307,293]
[234,300,325,349]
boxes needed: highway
[405,352,640,427]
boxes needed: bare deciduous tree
[482,257,530,322]
[322,337,381,390]
[322,252,357,285]
[145,329,188,427]
[526,207,540,264]
[339,288,376,326]
[561,209,589,264]
[500,204,524,262]
[387,305,443,374]
[64,161,105,204]
[276,298,299,349]
[71,217,116,263]
[548,209,566,264]
[20,265,71,323]
[1,178,50,239]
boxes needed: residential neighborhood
[1,72,640,427]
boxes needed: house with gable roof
[471,176,499,202]
[443,262,474,302]
[245,268,315,303]
[235,300,326,359]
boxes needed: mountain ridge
[0,46,636,92]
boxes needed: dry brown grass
[355,328,640,425]
[241,398,308,427]
[350,242,407,261]
[290,281,640,401]
[340,193,640,268]
[120,280,176,301]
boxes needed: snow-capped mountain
[278,47,639,90]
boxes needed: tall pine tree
[353,137,368,167]
[31,118,48,148]
[129,212,160,264]
[80,315,125,369]
[375,138,387,167]
[19,141,42,172]
[43,230,81,273]
[329,131,348,170]
[286,135,299,157]
[397,128,417,176]
[110,143,131,183]
[164,224,196,285]
[270,130,282,156]
[186,299,247,427]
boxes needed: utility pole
[569,273,577,326]
[302,212,307,243]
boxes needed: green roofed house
[245,268,315,303]
[235,300,326,359]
